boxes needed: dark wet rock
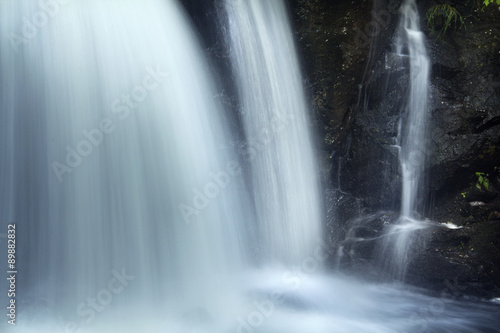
[407,170,500,298]
[290,0,374,150]
[325,189,363,247]
[424,1,500,195]
[290,0,500,298]
[406,220,500,299]
[489,211,500,221]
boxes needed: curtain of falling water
[224,0,323,265]
[0,0,249,322]
[2,2,500,333]
[398,0,430,220]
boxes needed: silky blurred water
[0,0,249,326]
[12,270,500,332]
[398,0,430,220]
[378,0,432,280]
[224,0,323,265]
[0,1,498,332]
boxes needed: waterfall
[398,0,430,220]
[1,0,249,329]
[2,1,499,332]
[224,0,323,265]
[379,0,431,279]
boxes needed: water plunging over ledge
[224,0,323,266]
[0,0,499,332]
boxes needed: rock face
[408,219,500,298]
[291,0,366,151]
[290,0,500,298]
[292,0,406,210]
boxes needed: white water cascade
[379,0,431,279]
[224,0,323,265]
[1,0,249,331]
[1,1,499,332]
[398,0,430,221]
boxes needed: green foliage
[467,0,500,10]
[483,0,500,9]
[476,172,490,190]
[426,4,465,39]
[461,192,468,198]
